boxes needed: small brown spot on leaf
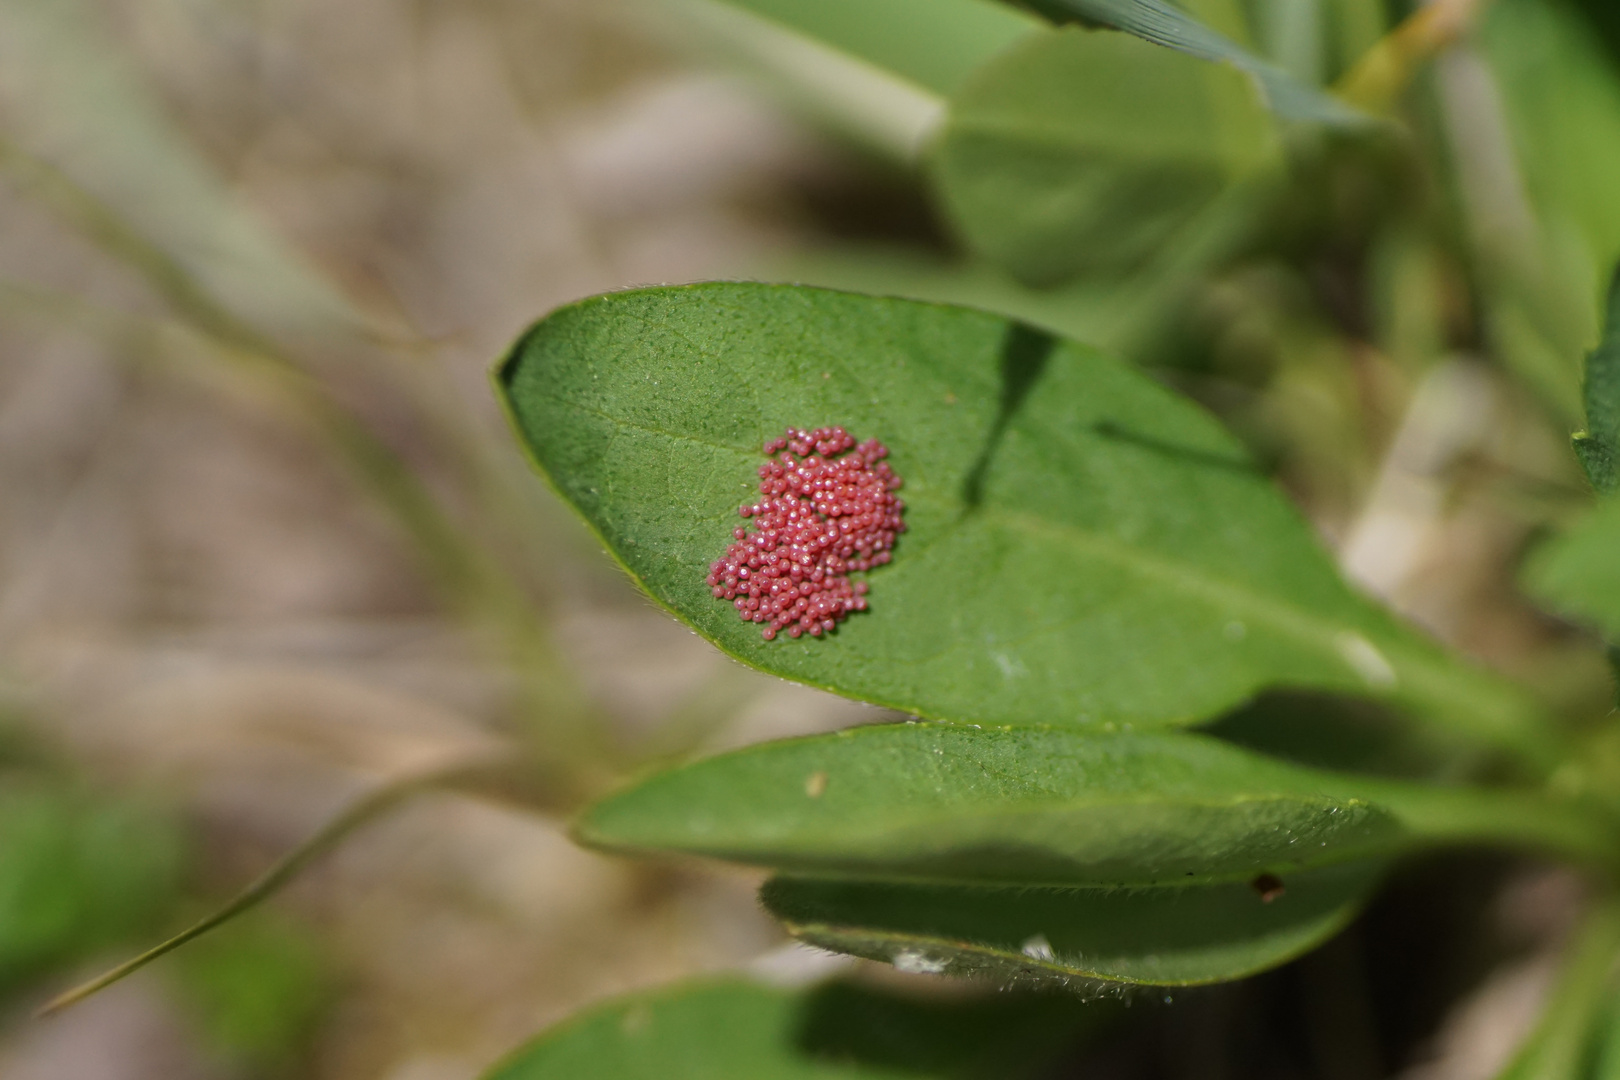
[805,771,828,798]
[1251,873,1285,903]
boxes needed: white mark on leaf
[1021,934,1055,961]
[993,652,1027,679]
[893,949,947,975]
[1335,632,1397,689]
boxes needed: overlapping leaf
[1523,266,1620,639]
[930,26,1278,286]
[498,283,1555,764]
[482,977,1094,1079]
[1468,0,1620,423]
[704,0,1040,97]
[1022,0,1370,126]
[1525,498,1620,644]
[574,725,1611,887]
[762,861,1380,986]
[1598,987,1620,1080]
[1576,269,1620,495]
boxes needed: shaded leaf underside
[762,861,1380,986]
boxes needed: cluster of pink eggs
[707,426,905,640]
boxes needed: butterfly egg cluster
[707,426,905,641]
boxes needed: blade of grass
[35,757,508,1018]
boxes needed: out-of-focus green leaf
[773,242,1214,359]
[698,0,1041,97]
[1524,497,1620,642]
[1020,0,1371,125]
[1482,0,1620,300]
[1522,262,1620,639]
[1493,899,1620,1080]
[931,26,1278,286]
[1468,0,1620,423]
[172,917,332,1075]
[772,247,1144,349]
[498,283,1558,764]
[0,785,183,995]
[1575,269,1620,494]
[1570,0,1620,69]
[761,860,1380,985]
[574,725,1613,887]
[482,977,1095,1079]
[1596,985,1620,1080]
[1325,0,1387,81]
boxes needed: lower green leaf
[482,977,1099,1079]
[761,860,1381,987]
[574,725,1613,888]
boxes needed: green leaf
[574,725,1612,887]
[172,916,332,1074]
[482,977,1096,1079]
[1524,496,1620,643]
[771,242,1203,360]
[497,282,1557,764]
[1467,0,1620,424]
[1518,259,1620,634]
[700,0,1041,97]
[0,785,182,996]
[931,25,1279,286]
[1020,0,1371,126]
[1596,983,1620,1080]
[1577,268,1620,494]
[761,860,1380,986]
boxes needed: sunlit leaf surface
[498,283,1554,762]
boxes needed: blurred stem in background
[0,0,665,799]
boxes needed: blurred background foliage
[0,0,1618,1077]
